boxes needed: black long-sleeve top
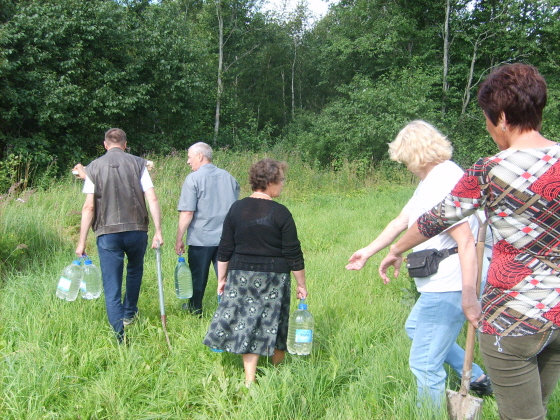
[217,197,305,273]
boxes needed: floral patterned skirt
[203,270,291,356]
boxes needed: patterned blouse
[417,145,560,336]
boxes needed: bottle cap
[178,257,185,262]
[72,260,81,265]
[298,298,307,310]
[84,259,93,265]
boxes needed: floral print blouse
[417,145,560,336]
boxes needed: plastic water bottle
[174,256,193,299]
[80,258,102,299]
[56,260,83,301]
[287,299,314,355]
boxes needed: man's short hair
[105,128,127,145]
[189,142,213,161]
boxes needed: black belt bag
[405,247,459,278]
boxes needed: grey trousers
[480,330,560,420]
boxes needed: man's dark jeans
[97,230,148,340]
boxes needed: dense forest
[1,0,559,189]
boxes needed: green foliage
[124,0,216,152]
[283,68,440,166]
[296,0,560,169]
[303,0,420,102]
[445,114,494,168]
[1,0,138,161]
[0,0,216,170]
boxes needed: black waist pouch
[406,247,458,278]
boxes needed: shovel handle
[476,221,488,297]
[459,322,477,396]
[459,218,488,396]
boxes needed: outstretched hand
[346,249,369,271]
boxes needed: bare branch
[224,43,260,72]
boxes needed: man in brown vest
[75,128,163,342]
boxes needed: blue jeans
[405,291,484,407]
[97,231,148,340]
[187,245,218,314]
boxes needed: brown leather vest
[86,147,149,236]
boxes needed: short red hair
[478,63,547,132]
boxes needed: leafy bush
[282,68,440,166]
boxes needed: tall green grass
[1,151,556,419]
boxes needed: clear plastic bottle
[56,260,83,301]
[174,257,193,299]
[287,299,314,355]
[80,258,102,299]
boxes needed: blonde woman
[347,121,492,408]
[380,64,560,420]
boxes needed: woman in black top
[203,159,308,386]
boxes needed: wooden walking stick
[446,217,488,420]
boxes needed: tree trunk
[281,70,287,125]
[291,37,297,118]
[214,0,224,144]
[442,0,451,116]
[461,42,478,115]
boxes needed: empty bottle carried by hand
[174,256,193,299]
[287,299,314,355]
[56,260,83,301]
[80,258,102,299]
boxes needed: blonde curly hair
[388,120,452,174]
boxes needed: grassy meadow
[1,151,558,419]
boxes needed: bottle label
[57,277,72,292]
[295,329,313,343]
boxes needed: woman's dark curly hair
[249,159,287,191]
